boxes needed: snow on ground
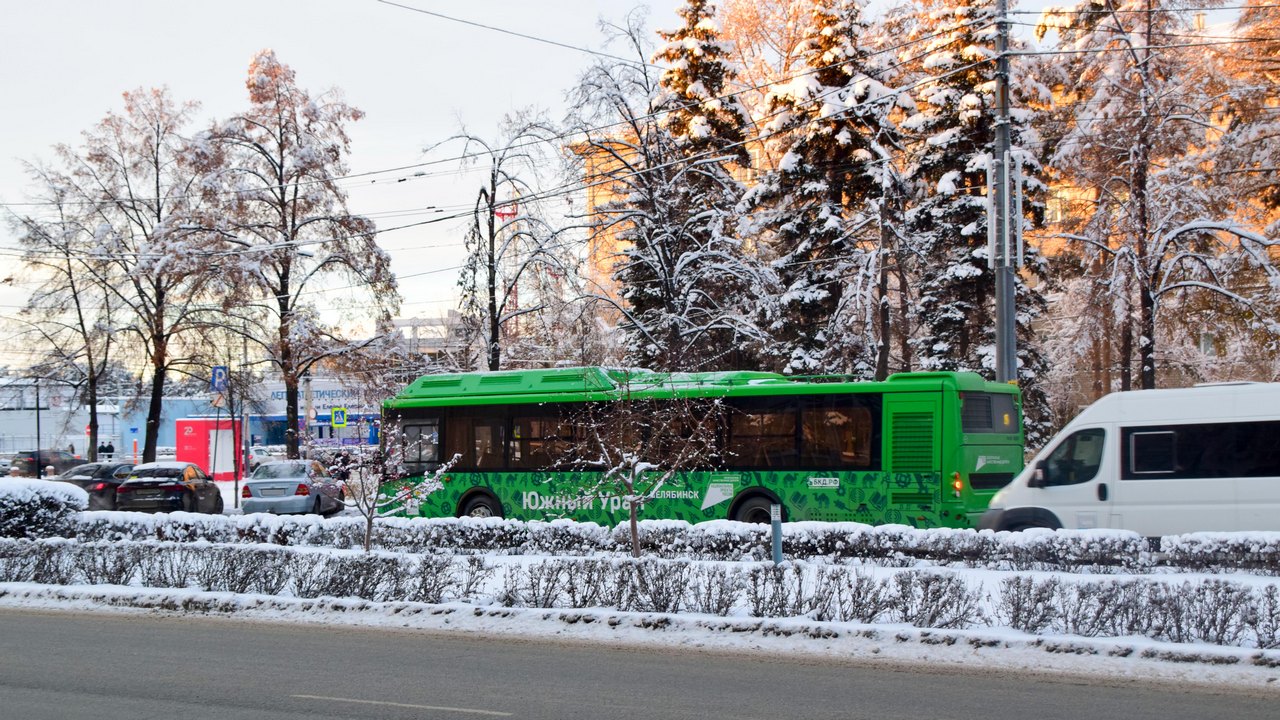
[2,580,1278,692]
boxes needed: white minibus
[979,382,1280,535]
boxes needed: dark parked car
[115,461,224,514]
[11,450,80,477]
[51,462,135,510]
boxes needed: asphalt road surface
[0,608,1273,720]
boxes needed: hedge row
[4,538,1280,649]
[68,512,1154,572]
[6,485,1280,573]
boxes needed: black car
[51,462,136,510]
[11,450,80,477]
[114,462,224,514]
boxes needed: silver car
[240,460,344,516]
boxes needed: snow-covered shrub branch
[0,479,87,539]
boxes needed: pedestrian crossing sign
[331,408,348,428]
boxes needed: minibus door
[1029,426,1113,529]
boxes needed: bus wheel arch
[458,490,504,519]
[729,490,786,524]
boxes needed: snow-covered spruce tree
[193,50,398,459]
[742,0,907,375]
[900,0,1053,442]
[649,0,767,369]
[1037,1,1278,391]
[569,11,774,371]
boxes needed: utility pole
[240,323,250,507]
[34,378,43,478]
[989,0,1022,384]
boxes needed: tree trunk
[486,172,502,372]
[896,264,913,372]
[1120,299,1133,392]
[1135,0,1157,390]
[875,212,892,381]
[87,381,99,462]
[284,371,300,459]
[143,361,164,463]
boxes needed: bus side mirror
[1028,461,1047,488]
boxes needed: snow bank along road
[0,608,1274,720]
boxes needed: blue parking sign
[210,366,229,393]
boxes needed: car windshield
[253,463,309,479]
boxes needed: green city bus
[380,367,1024,528]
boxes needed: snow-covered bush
[59,512,1280,575]
[1000,528,1149,572]
[1161,533,1280,575]
[8,537,1280,650]
[891,569,985,629]
[0,479,87,539]
[996,576,1061,634]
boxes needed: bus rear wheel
[732,495,778,524]
[460,493,503,519]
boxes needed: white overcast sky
[0,0,685,365]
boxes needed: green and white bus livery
[381,367,1024,528]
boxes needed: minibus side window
[1042,428,1105,486]
[1129,431,1177,475]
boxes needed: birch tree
[195,50,398,458]
[31,88,229,461]
[1038,0,1277,390]
[451,115,565,371]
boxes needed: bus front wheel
[460,493,503,519]
[731,495,780,524]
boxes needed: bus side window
[445,412,506,470]
[725,398,797,469]
[1043,428,1105,486]
[401,420,440,474]
[509,410,578,470]
[473,420,506,469]
[800,396,876,470]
